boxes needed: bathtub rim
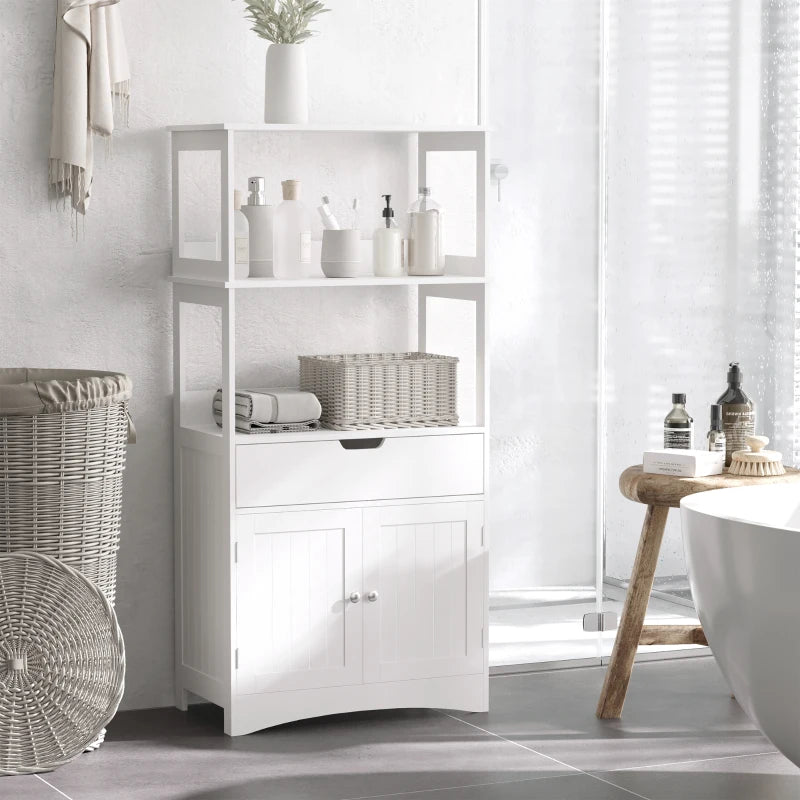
[680,483,800,534]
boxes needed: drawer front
[236,434,484,507]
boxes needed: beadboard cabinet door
[362,502,485,683]
[236,509,363,694]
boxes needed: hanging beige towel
[50,0,130,215]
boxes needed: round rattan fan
[0,551,125,775]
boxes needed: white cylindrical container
[407,187,444,276]
[233,189,250,279]
[242,176,275,278]
[274,179,312,279]
[264,43,308,124]
[321,229,362,278]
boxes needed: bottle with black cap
[716,362,755,466]
[664,393,693,449]
[373,194,403,277]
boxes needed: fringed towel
[50,0,130,216]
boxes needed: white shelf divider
[169,274,486,290]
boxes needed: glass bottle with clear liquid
[407,186,444,276]
[274,179,312,279]
[664,393,693,449]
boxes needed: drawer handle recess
[339,438,385,450]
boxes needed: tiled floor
[5,657,798,799]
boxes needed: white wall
[0,0,477,710]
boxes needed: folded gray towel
[212,409,321,434]
[213,387,321,424]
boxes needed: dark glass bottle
[716,362,755,466]
[664,393,693,449]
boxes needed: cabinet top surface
[167,122,489,133]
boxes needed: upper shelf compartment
[170,125,488,285]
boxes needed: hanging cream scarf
[49,0,130,216]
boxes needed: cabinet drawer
[236,434,483,507]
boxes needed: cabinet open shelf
[180,420,485,446]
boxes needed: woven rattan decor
[0,551,125,775]
[299,352,458,431]
[0,403,129,604]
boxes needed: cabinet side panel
[179,446,228,681]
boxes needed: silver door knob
[367,590,379,603]
[349,591,361,604]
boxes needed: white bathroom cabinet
[169,123,489,735]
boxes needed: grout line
[35,774,75,799]
[611,749,780,773]
[440,712,652,800]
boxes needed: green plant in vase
[235,0,329,123]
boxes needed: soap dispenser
[373,194,403,277]
[241,176,274,278]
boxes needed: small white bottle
[274,179,312,279]
[233,189,249,279]
[407,186,444,276]
[373,194,403,277]
[241,176,274,278]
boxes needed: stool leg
[596,504,669,719]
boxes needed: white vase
[264,43,308,124]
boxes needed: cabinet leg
[596,504,669,719]
[176,687,190,712]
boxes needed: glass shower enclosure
[488,0,798,671]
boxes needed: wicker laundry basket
[0,369,132,605]
[0,551,125,775]
[299,352,458,431]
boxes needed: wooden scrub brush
[728,435,785,477]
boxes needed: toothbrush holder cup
[321,229,363,278]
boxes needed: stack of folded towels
[213,388,322,434]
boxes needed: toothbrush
[318,195,340,230]
[350,197,359,230]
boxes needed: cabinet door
[236,509,363,694]
[362,502,485,683]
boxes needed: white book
[643,449,725,478]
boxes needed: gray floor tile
[45,707,569,800]
[342,773,643,799]
[0,774,64,799]
[596,751,800,800]
[448,657,773,771]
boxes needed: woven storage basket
[0,551,125,775]
[299,352,458,431]
[0,369,131,605]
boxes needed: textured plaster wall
[0,0,476,710]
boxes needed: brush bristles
[728,459,786,477]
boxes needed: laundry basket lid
[0,368,132,416]
[0,551,125,775]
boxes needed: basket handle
[339,438,385,450]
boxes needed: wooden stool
[596,464,800,719]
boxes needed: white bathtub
[681,484,800,767]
